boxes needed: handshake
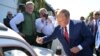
[36,36,44,44]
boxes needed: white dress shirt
[65,22,83,50]
[10,13,24,32]
[35,16,55,36]
[95,21,100,49]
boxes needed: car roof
[0,23,37,56]
[0,23,25,41]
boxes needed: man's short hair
[57,9,70,18]
[93,11,100,16]
[25,1,34,6]
[39,8,48,14]
[95,11,100,15]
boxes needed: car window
[2,47,32,56]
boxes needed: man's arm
[36,26,59,44]
[70,22,94,54]
[10,13,24,32]
[43,26,59,43]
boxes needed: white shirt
[10,13,24,32]
[35,16,55,36]
[95,21,100,49]
[65,22,83,50]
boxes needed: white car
[0,23,54,56]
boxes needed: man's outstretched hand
[36,36,44,44]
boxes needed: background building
[0,0,54,23]
[0,0,18,23]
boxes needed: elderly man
[3,11,13,28]
[10,1,36,45]
[36,9,94,56]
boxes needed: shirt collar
[60,20,70,30]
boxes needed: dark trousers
[96,47,100,56]
[24,35,38,45]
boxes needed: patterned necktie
[64,27,69,43]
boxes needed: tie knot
[64,27,67,31]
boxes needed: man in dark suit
[36,9,94,56]
[87,11,100,56]
[87,11,100,37]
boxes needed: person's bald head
[7,11,13,19]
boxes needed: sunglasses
[8,14,12,15]
[95,14,100,15]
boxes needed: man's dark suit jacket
[3,18,11,28]
[87,21,98,37]
[44,20,94,56]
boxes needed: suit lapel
[57,21,75,55]
[58,25,70,44]
[58,22,73,55]
[69,20,74,40]
[58,20,74,43]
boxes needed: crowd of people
[3,1,100,56]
